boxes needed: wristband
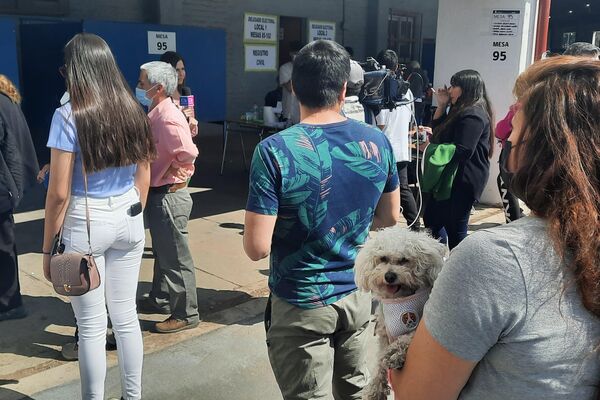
[42,252,51,255]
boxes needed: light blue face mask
[59,91,70,106]
[135,87,152,107]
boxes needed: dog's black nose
[384,272,397,284]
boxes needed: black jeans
[414,102,425,126]
[0,211,22,313]
[397,162,420,230]
[496,173,523,223]
[423,188,475,250]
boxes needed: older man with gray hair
[136,61,199,333]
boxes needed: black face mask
[499,140,515,188]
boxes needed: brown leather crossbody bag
[50,162,100,296]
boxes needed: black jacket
[431,105,491,201]
[0,93,38,212]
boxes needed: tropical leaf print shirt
[246,119,399,308]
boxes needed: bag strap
[81,158,92,256]
[56,155,92,256]
[53,110,93,256]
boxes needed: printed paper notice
[244,13,278,43]
[245,44,277,72]
[492,10,521,37]
[148,31,176,54]
[308,20,336,41]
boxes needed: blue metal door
[84,20,226,122]
[422,40,436,83]
[19,18,82,164]
[0,18,19,89]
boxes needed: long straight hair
[433,69,495,158]
[512,57,600,323]
[64,33,155,172]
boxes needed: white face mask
[60,91,70,106]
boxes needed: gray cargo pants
[145,189,199,323]
[265,290,371,400]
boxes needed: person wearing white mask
[278,41,303,125]
[135,61,200,333]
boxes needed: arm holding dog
[389,322,475,399]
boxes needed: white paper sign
[492,10,521,37]
[245,44,277,72]
[490,10,523,65]
[244,13,278,43]
[308,20,336,41]
[147,31,176,55]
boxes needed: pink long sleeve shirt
[148,98,198,187]
[495,104,518,147]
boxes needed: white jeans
[63,187,144,400]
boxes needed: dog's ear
[353,252,374,292]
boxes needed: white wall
[433,0,539,205]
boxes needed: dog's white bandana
[381,288,431,340]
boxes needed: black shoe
[106,331,117,351]
[61,342,78,361]
[137,297,171,315]
[0,305,27,322]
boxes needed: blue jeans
[423,188,475,250]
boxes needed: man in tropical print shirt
[244,40,400,399]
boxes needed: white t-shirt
[376,89,414,162]
[342,96,365,123]
[279,62,300,124]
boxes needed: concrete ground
[0,123,509,400]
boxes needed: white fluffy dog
[355,226,447,400]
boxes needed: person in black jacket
[423,69,494,249]
[406,60,429,125]
[0,75,38,321]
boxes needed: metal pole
[534,0,552,61]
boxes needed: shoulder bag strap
[54,110,92,255]
[56,155,92,255]
[81,158,92,256]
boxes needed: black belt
[149,184,173,194]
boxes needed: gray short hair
[140,61,178,96]
[563,42,600,59]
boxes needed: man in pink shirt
[136,61,199,333]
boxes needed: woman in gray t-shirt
[389,57,600,399]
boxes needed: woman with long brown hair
[388,56,600,399]
[42,33,155,399]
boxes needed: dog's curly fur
[355,226,447,400]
